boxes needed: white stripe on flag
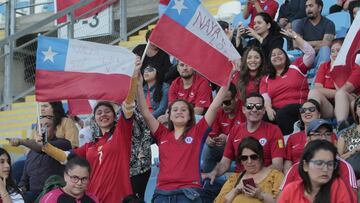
[65,39,136,76]
[186,5,240,61]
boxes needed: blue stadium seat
[326,11,351,38]
[321,0,336,16]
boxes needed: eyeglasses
[66,172,89,184]
[245,103,263,110]
[299,106,317,114]
[144,67,156,72]
[39,115,54,119]
[222,100,233,106]
[239,154,259,162]
[309,131,333,138]
[308,160,337,170]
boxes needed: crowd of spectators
[2,0,360,202]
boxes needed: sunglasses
[299,106,317,114]
[144,67,156,72]
[222,100,233,106]
[239,154,259,162]
[39,115,54,119]
[245,103,263,110]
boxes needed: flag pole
[36,102,41,134]
[141,40,151,63]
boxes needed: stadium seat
[321,0,336,16]
[326,11,351,38]
[214,1,242,21]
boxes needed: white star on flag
[172,0,187,15]
[42,46,58,63]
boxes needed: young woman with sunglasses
[260,29,315,136]
[32,101,79,147]
[0,148,24,203]
[214,137,284,203]
[279,140,355,203]
[137,65,235,202]
[283,99,321,174]
[40,156,98,203]
[142,62,169,119]
[308,38,344,119]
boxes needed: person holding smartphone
[214,137,284,203]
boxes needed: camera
[41,124,48,143]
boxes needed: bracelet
[1,192,9,198]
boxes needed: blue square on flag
[165,0,200,27]
[36,36,68,71]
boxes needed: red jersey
[247,0,278,28]
[285,131,307,163]
[315,61,335,89]
[348,64,360,95]
[209,101,244,138]
[169,74,212,108]
[153,118,211,190]
[231,72,260,98]
[260,57,309,108]
[224,121,285,172]
[73,115,133,202]
[279,179,357,203]
[281,158,357,190]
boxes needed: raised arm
[204,68,235,126]
[122,58,141,119]
[137,71,160,134]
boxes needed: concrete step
[0,108,36,117]
[129,35,145,41]
[0,116,36,125]
[0,121,34,131]
[0,130,28,139]
[11,102,37,110]
[25,95,36,102]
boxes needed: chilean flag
[330,13,360,88]
[150,0,241,86]
[55,0,116,24]
[35,36,136,103]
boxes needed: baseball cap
[306,119,333,136]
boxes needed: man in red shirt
[280,119,357,193]
[202,92,285,184]
[168,61,212,115]
[202,83,245,173]
[243,0,279,28]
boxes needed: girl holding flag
[39,58,142,202]
[137,61,236,202]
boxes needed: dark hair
[268,47,291,79]
[298,140,338,203]
[143,61,165,103]
[217,20,229,31]
[349,1,360,22]
[236,137,264,166]
[49,101,66,129]
[65,155,91,174]
[145,29,153,42]
[255,12,281,36]
[299,99,321,130]
[123,194,145,203]
[93,101,116,117]
[353,96,360,125]
[0,148,23,196]
[307,0,323,12]
[244,92,265,106]
[167,99,196,139]
[237,46,265,100]
[228,83,238,99]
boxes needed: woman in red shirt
[308,38,344,118]
[260,29,315,135]
[279,140,355,203]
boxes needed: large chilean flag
[35,36,136,103]
[150,0,241,86]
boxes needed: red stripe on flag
[35,70,130,103]
[68,99,93,115]
[149,15,233,86]
[56,0,116,24]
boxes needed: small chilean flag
[150,0,241,86]
[35,36,136,103]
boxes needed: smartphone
[41,124,48,143]
[242,178,256,188]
